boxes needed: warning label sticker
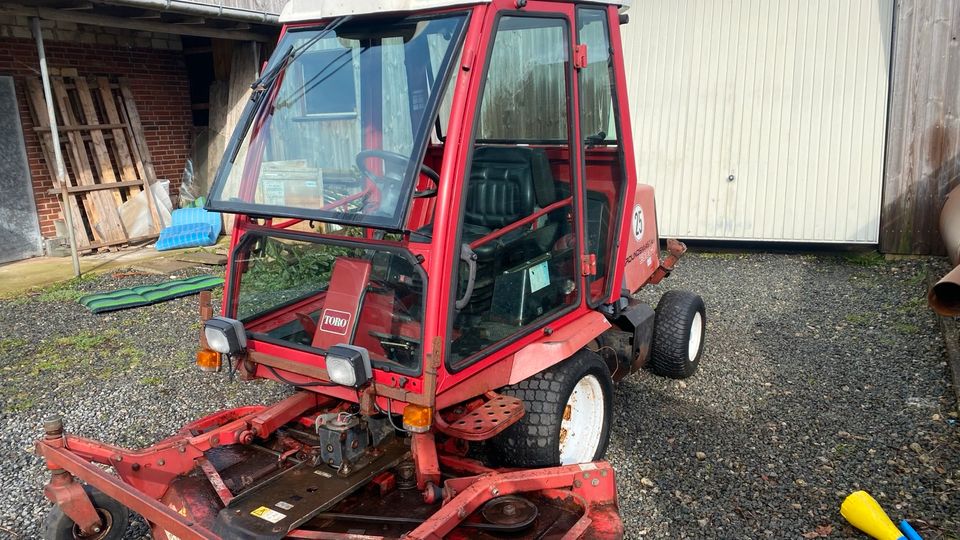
[251,506,286,523]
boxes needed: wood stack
[26,76,164,251]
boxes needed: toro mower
[36,0,706,538]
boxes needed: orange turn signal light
[196,349,221,372]
[402,404,432,433]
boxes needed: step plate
[213,439,409,540]
[440,393,525,441]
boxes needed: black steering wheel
[355,149,440,199]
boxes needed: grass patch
[141,375,163,386]
[897,296,926,314]
[894,323,920,334]
[906,268,928,286]
[843,251,886,267]
[3,392,36,413]
[29,274,99,303]
[31,355,71,374]
[833,443,852,455]
[844,313,874,325]
[54,329,119,351]
[697,252,738,260]
[117,346,144,368]
[0,338,27,353]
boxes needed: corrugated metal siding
[621,0,894,242]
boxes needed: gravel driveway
[0,252,957,539]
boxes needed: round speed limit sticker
[632,204,644,241]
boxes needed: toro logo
[319,309,352,335]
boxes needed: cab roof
[279,0,630,23]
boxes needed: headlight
[326,345,372,388]
[203,316,247,355]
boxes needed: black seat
[462,146,556,252]
[459,146,559,313]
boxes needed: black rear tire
[43,485,129,540]
[491,349,613,467]
[650,290,706,379]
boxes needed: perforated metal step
[437,393,525,441]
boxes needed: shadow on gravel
[610,252,960,540]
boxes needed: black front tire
[491,349,614,468]
[650,290,706,379]
[43,485,129,540]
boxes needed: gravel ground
[0,252,957,539]
[617,252,960,539]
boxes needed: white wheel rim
[558,374,606,465]
[688,312,703,362]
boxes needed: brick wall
[0,17,191,240]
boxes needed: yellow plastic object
[402,404,432,433]
[840,491,905,540]
[196,349,221,372]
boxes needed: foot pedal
[437,392,525,441]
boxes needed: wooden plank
[207,81,230,191]
[33,123,126,132]
[117,78,164,234]
[95,77,140,191]
[65,179,144,194]
[74,77,123,207]
[24,78,89,248]
[880,0,960,254]
[51,76,128,243]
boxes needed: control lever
[455,244,477,310]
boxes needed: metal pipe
[929,265,960,317]
[95,0,279,24]
[929,185,960,316]
[32,17,80,277]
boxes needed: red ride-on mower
[36,0,706,538]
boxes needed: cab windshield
[207,13,468,230]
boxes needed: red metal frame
[35,3,659,539]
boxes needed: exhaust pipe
[929,185,960,316]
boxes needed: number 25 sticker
[632,205,644,241]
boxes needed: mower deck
[36,402,623,540]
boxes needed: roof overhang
[279,0,630,23]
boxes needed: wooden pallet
[26,76,164,252]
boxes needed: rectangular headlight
[203,317,247,355]
[326,345,372,388]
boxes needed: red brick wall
[0,39,192,239]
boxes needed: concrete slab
[0,238,230,298]
[132,257,199,275]
[176,251,227,266]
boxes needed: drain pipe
[32,18,80,277]
[928,185,960,316]
[95,0,279,24]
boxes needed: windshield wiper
[251,16,352,96]
[221,16,352,168]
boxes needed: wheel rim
[688,312,703,362]
[72,508,113,540]
[558,374,606,465]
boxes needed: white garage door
[621,0,894,242]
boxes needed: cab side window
[578,7,626,305]
[449,15,579,368]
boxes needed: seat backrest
[465,147,556,229]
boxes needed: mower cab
[36,0,706,538]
